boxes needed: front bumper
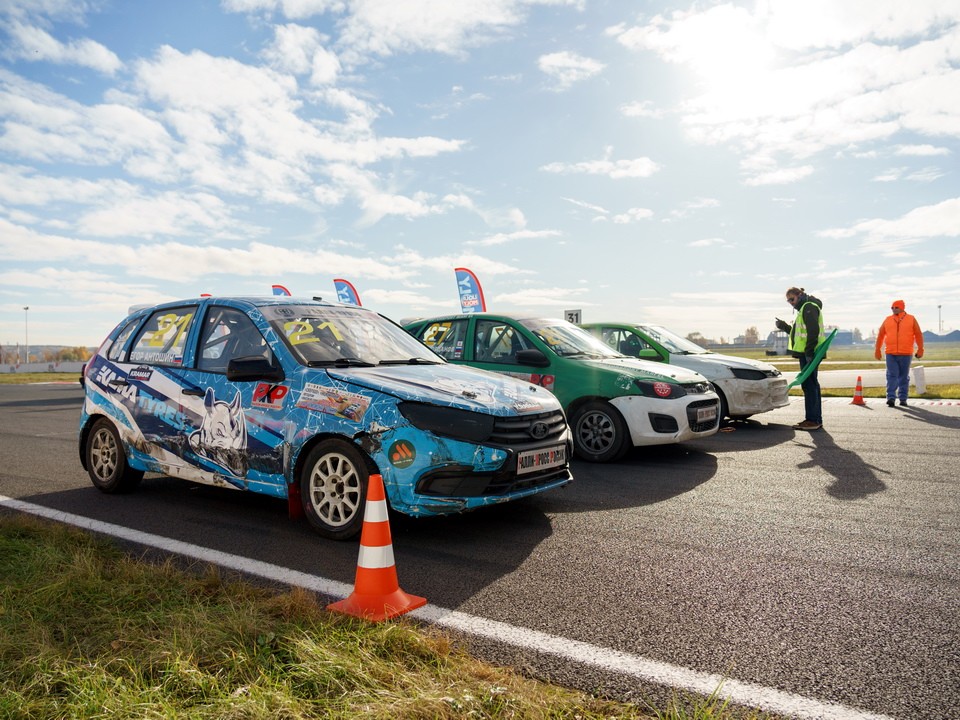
[611,394,720,446]
[376,428,574,518]
[716,377,790,416]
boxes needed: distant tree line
[1,346,93,364]
[686,326,864,347]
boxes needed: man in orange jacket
[874,299,924,407]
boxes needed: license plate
[517,444,566,475]
[697,405,718,424]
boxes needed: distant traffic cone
[851,376,866,406]
[327,474,427,621]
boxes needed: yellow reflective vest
[788,300,824,356]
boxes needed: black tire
[571,400,630,463]
[300,439,370,540]
[85,418,143,493]
[714,386,730,422]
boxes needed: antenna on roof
[312,296,323,301]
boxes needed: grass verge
[0,515,766,720]
[790,384,960,399]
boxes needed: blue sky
[1,0,958,349]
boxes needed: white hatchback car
[582,323,789,421]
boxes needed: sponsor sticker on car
[517,444,566,475]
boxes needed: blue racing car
[79,296,572,539]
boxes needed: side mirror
[515,349,550,368]
[637,349,665,362]
[227,355,285,382]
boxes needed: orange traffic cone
[851,376,866,406]
[327,473,426,621]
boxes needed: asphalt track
[1,383,958,719]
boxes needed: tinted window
[129,307,196,366]
[418,319,468,360]
[197,307,270,373]
[474,320,534,364]
[601,328,651,357]
[106,319,140,362]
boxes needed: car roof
[409,312,563,325]
[134,295,357,312]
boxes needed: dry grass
[0,515,768,720]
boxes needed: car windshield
[637,324,710,355]
[262,305,443,366]
[519,318,622,358]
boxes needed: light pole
[939,305,943,334]
[23,306,29,365]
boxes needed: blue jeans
[799,354,822,424]
[885,354,912,401]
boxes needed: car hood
[579,356,708,384]
[324,364,560,415]
[670,352,778,378]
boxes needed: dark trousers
[799,354,822,424]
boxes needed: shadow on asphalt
[898,404,960,430]
[796,429,889,500]
[686,417,797,454]
[20,477,556,611]
[535,444,718,513]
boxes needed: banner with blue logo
[271,284,291,296]
[454,267,486,313]
[333,278,362,306]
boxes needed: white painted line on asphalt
[1,495,895,720]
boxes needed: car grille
[686,399,720,432]
[489,409,567,444]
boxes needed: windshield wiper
[378,358,443,365]
[307,357,376,368]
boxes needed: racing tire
[571,400,630,463]
[300,439,370,540]
[85,418,144,493]
[714,387,730,422]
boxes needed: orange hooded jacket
[874,300,923,358]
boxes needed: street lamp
[939,305,943,334]
[23,306,28,365]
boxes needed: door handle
[182,388,204,397]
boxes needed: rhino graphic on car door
[188,388,248,477]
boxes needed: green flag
[787,327,838,389]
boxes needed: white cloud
[621,100,664,119]
[609,4,960,186]
[467,229,562,246]
[221,0,347,19]
[743,165,815,186]
[873,168,905,182]
[3,21,122,74]
[493,285,593,308]
[537,51,604,90]
[689,237,728,248]
[0,217,419,282]
[819,197,960,254]
[894,144,951,156]
[612,208,653,224]
[541,156,660,179]
[262,23,341,85]
[562,197,608,215]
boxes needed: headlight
[633,380,687,399]
[398,402,494,443]
[681,381,712,395]
[731,368,769,380]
